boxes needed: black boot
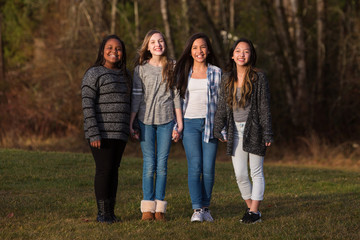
[109,198,120,222]
[96,199,113,223]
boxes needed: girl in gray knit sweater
[130,30,183,221]
[214,38,273,224]
[82,35,131,223]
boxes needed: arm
[130,66,143,140]
[214,77,228,141]
[172,108,183,142]
[81,68,101,148]
[257,72,273,146]
[172,88,183,142]
[129,112,140,140]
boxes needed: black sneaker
[244,211,262,224]
[240,208,250,223]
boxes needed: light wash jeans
[139,120,174,201]
[182,118,218,209]
[232,122,265,201]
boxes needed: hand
[172,130,180,142]
[218,138,228,143]
[90,140,101,149]
[265,142,272,147]
[130,128,140,140]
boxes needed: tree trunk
[160,0,175,58]
[92,0,104,43]
[0,13,4,83]
[262,0,309,128]
[198,1,226,66]
[110,0,118,34]
[289,0,308,126]
[311,0,326,125]
[181,0,190,36]
[229,0,234,32]
[134,0,140,46]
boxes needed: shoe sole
[191,219,203,222]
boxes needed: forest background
[0,0,359,168]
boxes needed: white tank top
[184,78,208,118]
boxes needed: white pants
[231,122,265,201]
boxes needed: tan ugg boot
[140,200,155,221]
[154,200,167,221]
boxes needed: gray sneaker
[202,208,214,222]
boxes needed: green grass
[0,149,359,240]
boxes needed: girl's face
[232,42,251,67]
[191,38,209,64]
[103,38,123,69]
[148,33,165,56]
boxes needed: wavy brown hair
[225,38,258,108]
[134,30,175,90]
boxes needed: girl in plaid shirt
[175,33,224,222]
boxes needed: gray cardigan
[82,66,131,142]
[214,71,273,156]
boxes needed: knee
[188,167,201,177]
[235,174,249,183]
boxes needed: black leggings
[89,139,127,200]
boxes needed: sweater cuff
[89,135,101,143]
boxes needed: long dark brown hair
[92,35,132,93]
[175,33,218,98]
[225,38,258,108]
[134,30,175,90]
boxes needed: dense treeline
[0,0,359,151]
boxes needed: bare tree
[262,0,309,127]
[160,0,175,57]
[0,13,4,83]
[134,0,140,46]
[110,0,118,34]
[229,0,235,32]
[181,0,190,36]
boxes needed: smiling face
[103,38,123,69]
[232,41,251,67]
[148,33,166,57]
[191,38,209,64]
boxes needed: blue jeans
[139,120,174,201]
[182,118,218,209]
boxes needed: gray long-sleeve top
[82,66,131,142]
[131,63,181,125]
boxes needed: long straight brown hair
[134,30,175,90]
[225,38,258,108]
[174,33,218,98]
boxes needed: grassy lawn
[0,148,359,240]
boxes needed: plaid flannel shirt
[181,64,222,143]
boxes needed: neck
[149,56,162,66]
[236,66,247,87]
[104,62,118,70]
[192,61,207,72]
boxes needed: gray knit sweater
[82,66,131,142]
[214,71,273,156]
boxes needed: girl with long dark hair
[214,38,273,224]
[175,33,224,222]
